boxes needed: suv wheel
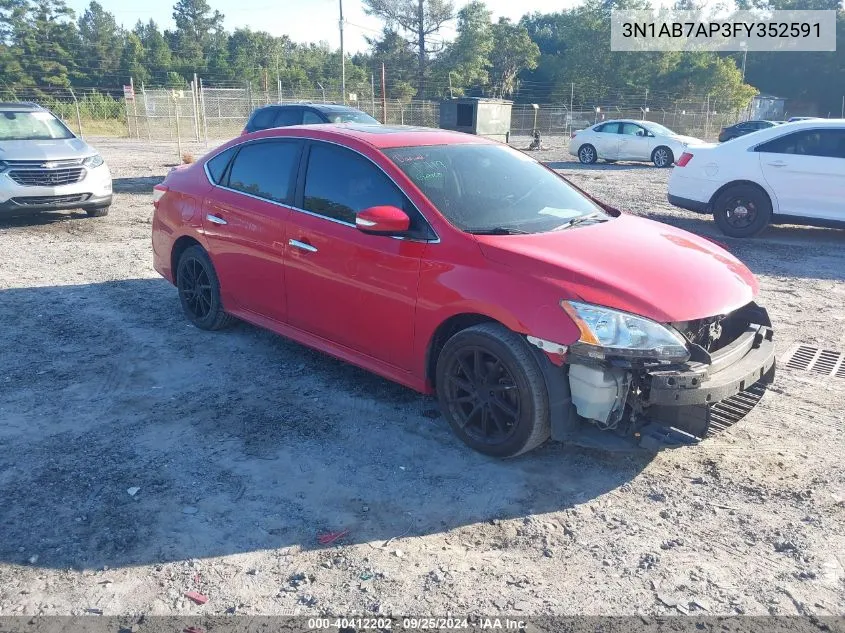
[435,323,551,458]
[85,206,109,217]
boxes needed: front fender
[413,259,582,381]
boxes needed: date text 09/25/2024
[307,617,528,630]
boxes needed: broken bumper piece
[640,324,775,449]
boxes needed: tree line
[0,0,843,114]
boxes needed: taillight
[676,152,693,167]
[570,132,578,139]
[152,185,168,208]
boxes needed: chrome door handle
[206,214,227,225]
[289,239,318,253]
[767,161,787,168]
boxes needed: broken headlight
[561,300,690,363]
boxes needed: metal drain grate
[708,380,769,436]
[782,344,845,379]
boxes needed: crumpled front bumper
[647,324,775,407]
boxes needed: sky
[64,0,578,53]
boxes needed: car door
[590,122,621,158]
[616,122,652,160]
[284,141,432,370]
[756,128,845,220]
[201,139,303,322]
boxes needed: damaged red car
[152,125,775,457]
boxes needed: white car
[668,119,845,238]
[0,102,112,218]
[568,119,704,167]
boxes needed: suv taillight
[570,132,578,139]
[152,185,168,208]
[676,152,693,167]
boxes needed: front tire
[652,146,674,168]
[713,185,772,238]
[578,144,597,164]
[435,323,551,458]
[176,245,234,330]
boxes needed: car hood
[0,137,95,161]
[475,214,758,323]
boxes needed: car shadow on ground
[544,161,657,171]
[113,176,164,194]
[0,279,653,571]
[0,210,91,227]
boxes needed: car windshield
[641,121,675,136]
[0,110,74,140]
[385,143,605,234]
[326,110,380,125]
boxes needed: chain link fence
[2,81,751,147]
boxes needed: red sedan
[152,124,775,457]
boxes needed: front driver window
[303,144,405,224]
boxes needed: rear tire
[435,323,551,458]
[578,144,597,164]
[85,206,109,217]
[652,146,674,168]
[713,185,772,238]
[176,245,234,330]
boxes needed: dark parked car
[717,120,777,142]
[242,103,379,134]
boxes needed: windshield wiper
[551,213,607,231]
[465,226,530,235]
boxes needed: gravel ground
[0,136,843,619]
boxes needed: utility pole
[740,42,748,82]
[381,63,387,124]
[339,0,346,105]
[371,73,375,115]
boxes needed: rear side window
[227,141,301,203]
[302,110,323,124]
[595,123,619,133]
[303,143,405,224]
[756,129,845,158]
[206,146,236,184]
[274,108,302,127]
[247,108,276,131]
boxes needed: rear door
[756,127,845,219]
[283,141,431,369]
[201,139,303,322]
[591,122,621,158]
[616,122,652,160]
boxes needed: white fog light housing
[561,300,690,363]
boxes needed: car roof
[245,123,494,149]
[0,102,45,111]
[255,103,366,113]
[595,119,658,125]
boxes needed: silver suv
[0,102,112,218]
